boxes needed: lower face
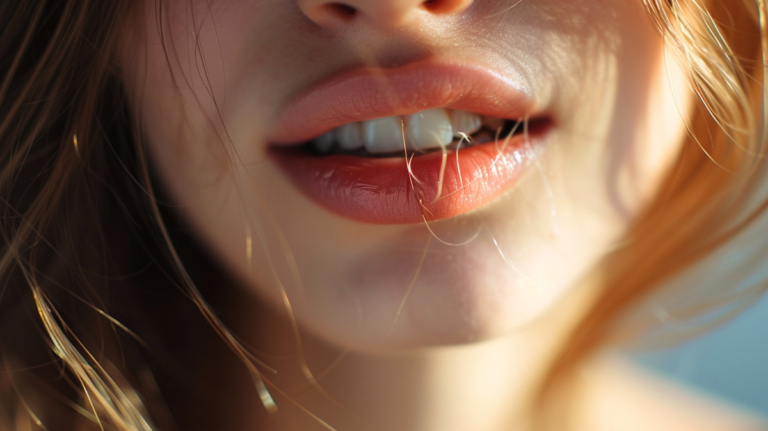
[120,0,690,350]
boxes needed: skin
[117,0,736,429]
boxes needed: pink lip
[269,59,550,224]
[269,59,535,144]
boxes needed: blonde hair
[0,0,765,429]
[538,0,768,421]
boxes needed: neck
[318,334,557,431]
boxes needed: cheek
[541,0,689,216]
[120,0,288,197]
[619,47,692,206]
[122,0,276,145]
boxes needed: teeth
[363,117,405,154]
[405,109,453,151]
[313,131,335,153]
[337,123,364,150]
[451,110,482,137]
[310,109,510,155]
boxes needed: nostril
[302,2,358,28]
[301,0,472,29]
[326,3,357,19]
[420,0,472,14]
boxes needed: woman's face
[121,0,689,350]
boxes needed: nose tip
[298,0,473,29]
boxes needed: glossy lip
[269,59,550,224]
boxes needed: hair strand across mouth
[292,109,532,158]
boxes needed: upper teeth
[313,108,486,154]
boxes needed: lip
[269,59,550,224]
[269,59,536,144]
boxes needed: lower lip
[271,125,549,224]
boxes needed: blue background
[631,291,768,417]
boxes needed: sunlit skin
[122,0,685,349]
[116,0,763,429]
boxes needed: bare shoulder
[571,353,768,431]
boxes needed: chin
[286,221,581,352]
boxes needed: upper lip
[268,58,537,145]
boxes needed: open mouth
[268,60,552,224]
[270,111,550,224]
[293,109,527,158]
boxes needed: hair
[536,0,768,421]
[0,0,765,429]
